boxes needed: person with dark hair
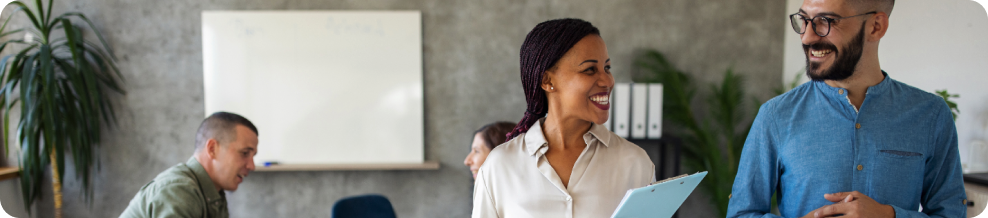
[464,122,517,179]
[120,112,259,218]
[727,0,967,217]
[471,18,654,218]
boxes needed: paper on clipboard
[611,171,708,218]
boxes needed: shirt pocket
[878,149,923,158]
[873,148,926,202]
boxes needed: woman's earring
[550,86,554,90]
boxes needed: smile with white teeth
[811,50,832,57]
[590,95,609,105]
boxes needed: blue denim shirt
[727,73,967,218]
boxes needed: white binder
[613,83,631,138]
[647,84,663,139]
[631,83,648,139]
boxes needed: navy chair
[332,194,398,218]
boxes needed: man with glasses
[727,0,967,217]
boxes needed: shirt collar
[523,118,612,156]
[814,71,892,100]
[586,121,613,147]
[187,157,225,202]
[866,71,892,95]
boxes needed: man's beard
[804,23,866,81]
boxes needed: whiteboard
[202,11,423,165]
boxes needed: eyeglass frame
[789,11,877,37]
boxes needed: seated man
[120,112,258,218]
[727,0,966,217]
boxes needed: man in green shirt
[120,112,259,218]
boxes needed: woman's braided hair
[506,18,600,140]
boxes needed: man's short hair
[850,0,895,16]
[194,112,258,150]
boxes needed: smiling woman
[471,18,655,218]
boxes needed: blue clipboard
[610,171,708,218]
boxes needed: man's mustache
[803,42,838,52]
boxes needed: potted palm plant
[634,49,762,217]
[0,0,123,217]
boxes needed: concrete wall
[0,0,785,217]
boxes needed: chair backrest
[332,194,398,218]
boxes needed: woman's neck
[541,113,592,151]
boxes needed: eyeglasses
[789,11,876,37]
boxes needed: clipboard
[611,171,707,218]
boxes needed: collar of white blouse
[521,118,615,194]
[523,119,614,156]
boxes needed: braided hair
[506,18,600,140]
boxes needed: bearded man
[727,0,968,217]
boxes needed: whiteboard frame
[202,11,426,168]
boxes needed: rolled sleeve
[907,104,967,218]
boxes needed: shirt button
[839,89,844,95]
[856,123,861,129]
[857,165,864,171]
[566,196,572,201]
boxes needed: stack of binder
[607,83,663,140]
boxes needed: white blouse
[472,119,655,218]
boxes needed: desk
[965,173,988,217]
[0,167,18,181]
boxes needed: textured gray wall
[0,0,784,217]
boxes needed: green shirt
[119,157,229,218]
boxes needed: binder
[611,172,708,218]
[613,83,631,138]
[631,83,648,139]
[647,84,663,139]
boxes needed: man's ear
[540,69,555,93]
[205,139,220,159]
[868,12,889,42]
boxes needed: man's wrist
[885,204,897,218]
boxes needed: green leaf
[45,0,52,28]
[6,2,42,38]
[34,0,44,30]
[79,41,124,91]
[935,89,960,120]
[0,28,25,39]
[54,12,116,60]
[0,5,25,32]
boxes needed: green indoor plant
[634,49,762,217]
[935,89,959,120]
[0,0,123,217]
